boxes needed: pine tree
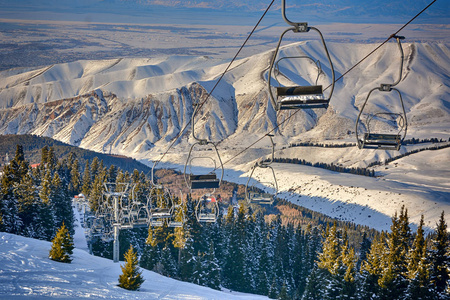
[0,145,28,233]
[268,277,279,299]
[118,244,144,291]
[292,227,308,297]
[224,202,247,292]
[81,160,91,197]
[378,211,409,300]
[430,211,450,298]
[407,215,427,280]
[49,223,74,263]
[404,216,433,300]
[51,172,74,232]
[256,237,272,296]
[107,165,118,183]
[359,233,385,299]
[301,266,325,300]
[140,243,160,272]
[178,234,196,282]
[278,282,290,300]
[15,173,40,237]
[340,234,357,299]
[317,222,341,276]
[203,243,221,290]
[39,169,56,240]
[69,158,81,195]
[357,232,372,270]
[47,147,57,170]
[90,157,100,182]
[158,243,178,278]
[192,252,206,286]
[89,170,106,212]
[41,146,49,166]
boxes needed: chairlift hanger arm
[245,162,258,202]
[267,13,335,110]
[281,0,309,31]
[268,27,298,109]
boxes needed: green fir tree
[118,244,144,291]
[49,223,74,263]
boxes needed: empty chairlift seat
[361,133,402,151]
[277,85,328,110]
[249,192,275,205]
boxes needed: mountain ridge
[0,41,448,166]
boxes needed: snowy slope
[0,209,268,299]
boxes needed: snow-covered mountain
[0,41,448,156]
[0,41,449,231]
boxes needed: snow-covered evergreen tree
[203,243,221,290]
[302,266,325,300]
[51,172,74,232]
[15,173,40,237]
[430,211,450,299]
[158,243,178,278]
[358,233,385,299]
[378,211,409,300]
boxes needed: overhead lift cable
[324,0,437,90]
[150,0,276,171]
[218,0,437,169]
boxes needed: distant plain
[0,16,448,71]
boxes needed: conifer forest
[1,145,449,299]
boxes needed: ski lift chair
[245,135,278,205]
[150,219,164,227]
[356,35,407,151]
[245,162,278,205]
[247,183,277,205]
[89,217,105,237]
[196,194,219,223]
[268,0,335,111]
[145,188,173,227]
[168,217,183,228]
[185,143,223,190]
[184,99,224,191]
[168,198,185,228]
[148,191,172,218]
[131,205,151,228]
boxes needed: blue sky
[0,0,448,25]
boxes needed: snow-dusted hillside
[0,41,448,154]
[0,41,449,231]
[0,211,268,299]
